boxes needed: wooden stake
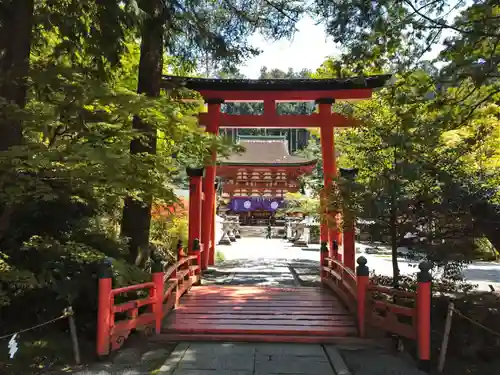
[438,301,454,373]
[67,306,81,365]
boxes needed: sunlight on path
[215,237,500,292]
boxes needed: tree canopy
[0,0,499,372]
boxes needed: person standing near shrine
[266,222,272,239]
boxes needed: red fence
[322,256,357,314]
[321,249,432,369]
[96,241,203,357]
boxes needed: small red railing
[322,257,357,314]
[321,248,432,369]
[96,241,203,357]
[366,284,417,339]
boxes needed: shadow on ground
[204,257,322,287]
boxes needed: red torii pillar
[317,98,340,259]
[186,167,203,259]
[340,167,358,272]
[201,99,222,270]
[210,183,217,266]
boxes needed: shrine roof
[218,135,316,167]
[162,75,392,92]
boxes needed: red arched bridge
[96,242,432,368]
[95,75,432,369]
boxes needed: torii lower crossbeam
[199,113,358,128]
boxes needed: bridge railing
[365,284,417,339]
[322,251,432,369]
[322,256,357,314]
[96,240,203,357]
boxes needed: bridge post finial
[150,253,165,334]
[192,238,201,252]
[97,258,113,357]
[320,241,329,280]
[99,258,113,279]
[417,261,432,282]
[320,241,329,253]
[356,256,369,276]
[151,254,164,273]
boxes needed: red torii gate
[162,75,391,272]
[96,74,434,371]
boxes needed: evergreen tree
[120,0,306,262]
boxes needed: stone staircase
[238,226,267,238]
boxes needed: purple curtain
[230,197,284,212]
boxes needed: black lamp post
[339,167,359,180]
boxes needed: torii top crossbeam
[162,75,391,128]
[162,75,391,102]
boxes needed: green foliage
[0,1,311,353]
[473,237,498,261]
[141,0,305,74]
[0,11,223,341]
[215,250,226,263]
[295,137,324,191]
[281,192,320,217]
[150,210,188,264]
[308,55,500,285]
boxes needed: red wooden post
[209,210,215,265]
[187,167,204,253]
[209,181,218,266]
[317,98,339,248]
[343,227,356,271]
[96,259,113,357]
[202,99,222,270]
[151,260,164,334]
[190,238,201,271]
[417,262,432,371]
[320,241,329,280]
[319,220,329,245]
[356,256,369,337]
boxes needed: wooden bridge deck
[161,285,357,343]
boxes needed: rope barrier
[0,308,72,341]
[452,306,500,338]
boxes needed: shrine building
[217,135,316,224]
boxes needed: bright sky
[239,16,338,78]
[239,4,468,79]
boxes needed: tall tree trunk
[0,0,35,242]
[390,147,400,288]
[390,198,400,287]
[120,0,163,266]
[0,0,33,150]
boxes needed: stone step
[152,332,360,344]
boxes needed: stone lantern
[218,218,232,245]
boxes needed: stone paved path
[338,345,427,375]
[155,341,427,375]
[157,342,339,375]
[206,237,322,287]
[71,344,176,375]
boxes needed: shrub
[215,250,226,263]
[150,210,188,264]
